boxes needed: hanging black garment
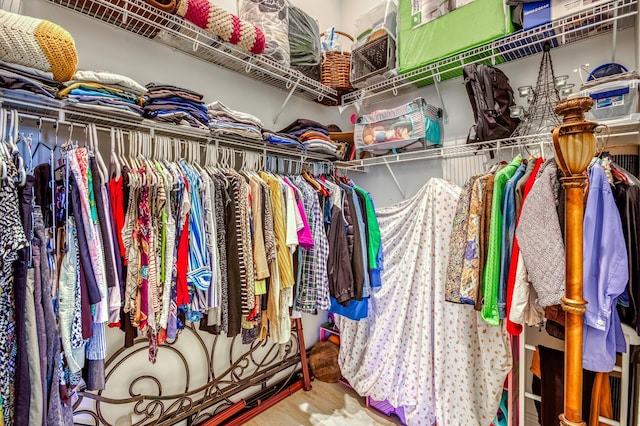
[614,178,640,332]
[14,175,35,422]
[327,204,353,306]
[69,175,101,305]
[90,159,117,289]
[224,176,242,337]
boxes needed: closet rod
[337,123,639,171]
[5,109,334,164]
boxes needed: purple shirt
[583,163,628,372]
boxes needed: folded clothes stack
[0,61,61,98]
[58,70,146,117]
[278,118,337,156]
[261,129,305,150]
[144,83,209,129]
[207,101,263,140]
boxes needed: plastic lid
[587,63,628,81]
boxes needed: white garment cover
[336,179,512,426]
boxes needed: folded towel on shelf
[72,70,148,95]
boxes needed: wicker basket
[320,30,354,91]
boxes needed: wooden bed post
[295,317,313,391]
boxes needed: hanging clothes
[582,162,628,373]
[516,158,565,309]
[612,162,640,334]
[482,154,523,326]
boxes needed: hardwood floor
[244,380,403,426]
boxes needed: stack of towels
[278,119,337,156]
[143,83,209,129]
[207,101,263,140]
[58,70,146,117]
[0,61,60,98]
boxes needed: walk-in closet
[0,0,638,424]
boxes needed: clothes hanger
[8,110,26,186]
[141,132,158,187]
[110,128,122,180]
[90,124,109,185]
[128,131,141,188]
[117,128,130,172]
[0,111,7,182]
[31,119,53,166]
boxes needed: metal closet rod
[7,110,334,164]
[338,125,639,171]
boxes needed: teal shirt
[354,185,382,270]
[481,155,522,326]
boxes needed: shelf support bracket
[273,74,302,125]
[611,1,619,63]
[432,71,448,124]
[122,0,129,26]
[383,157,406,199]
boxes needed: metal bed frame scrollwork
[73,317,311,426]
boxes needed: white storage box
[354,0,398,45]
[580,79,639,121]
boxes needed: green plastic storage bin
[398,0,513,85]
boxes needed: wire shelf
[334,118,640,171]
[342,0,638,105]
[0,90,334,162]
[47,0,339,104]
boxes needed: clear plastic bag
[239,0,290,66]
[287,4,321,67]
